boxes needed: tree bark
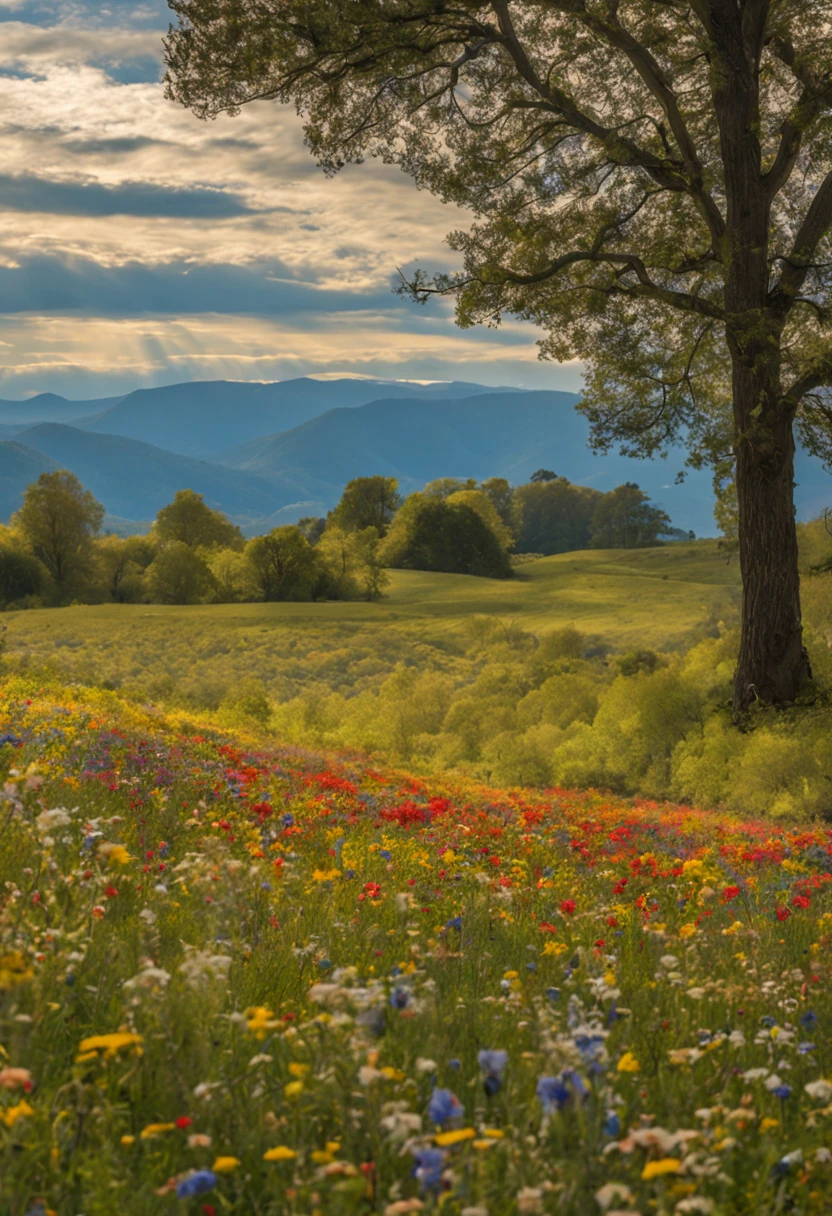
[732,375,810,710]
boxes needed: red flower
[606,915,618,928]
[176,1116,192,1129]
[722,885,741,901]
[104,886,119,898]
[775,906,791,922]
[202,1206,216,1216]
[539,921,558,933]
[791,894,811,909]
[560,899,576,916]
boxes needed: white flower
[596,1183,634,1210]
[764,1074,784,1092]
[178,948,231,987]
[415,1058,438,1074]
[659,954,680,969]
[675,1200,715,1214]
[805,1079,832,1103]
[379,1108,422,1142]
[138,908,156,925]
[743,1068,770,1082]
[123,965,171,992]
[517,1189,544,1215]
[35,808,72,834]
[815,1147,832,1163]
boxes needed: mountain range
[0,376,829,538]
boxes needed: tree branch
[769,169,832,312]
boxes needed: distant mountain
[216,390,718,535]
[78,377,515,457]
[0,440,59,519]
[13,425,294,523]
[0,392,123,425]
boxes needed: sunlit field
[1,679,831,1215]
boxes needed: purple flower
[176,1170,217,1198]
[477,1049,508,1076]
[428,1087,464,1125]
[536,1075,571,1112]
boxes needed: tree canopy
[328,476,402,536]
[13,471,104,596]
[165,0,832,710]
[154,489,244,550]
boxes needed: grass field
[5,542,741,698]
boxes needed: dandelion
[642,1158,681,1180]
[263,1146,296,1161]
[617,1052,640,1073]
[211,1156,240,1173]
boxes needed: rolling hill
[11,425,292,523]
[77,376,513,457]
[0,441,59,520]
[0,392,123,426]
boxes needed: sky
[0,0,584,400]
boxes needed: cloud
[0,172,260,216]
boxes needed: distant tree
[530,470,558,484]
[144,541,215,605]
[13,471,104,598]
[445,489,513,551]
[328,477,401,537]
[96,535,155,603]
[589,483,671,550]
[422,477,478,500]
[154,490,243,550]
[515,478,600,555]
[317,525,389,601]
[204,547,258,603]
[381,494,511,579]
[480,477,521,542]
[0,527,45,606]
[297,516,327,545]
[245,527,320,601]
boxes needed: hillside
[78,376,511,457]
[218,390,718,535]
[0,440,58,518]
[13,424,290,523]
[0,391,122,425]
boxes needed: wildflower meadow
[1,678,831,1216]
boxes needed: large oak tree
[165,0,832,710]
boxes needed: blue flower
[526,962,537,972]
[413,1147,444,1189]
[478,1049,508,1076]
[546,987,561,1002]
[445,916,462,931]
[379,849,391,860]
[801,1011,818,1029]
[390,986,410,1009]
[772,1084,793,1100]
[282,812,294,827]
[536,1075,571,1113]
[448,1058,461,1071]
[176,1170,217,1198]
[428,1087,463,1125]
[603,1111,621,1137]
[317,958,333,971]
[798,1041,816,1055]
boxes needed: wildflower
[0,953,34,989]
[188,1133,213,1148]
[1,1100,34,1127]
[560,899,576,915]
[140,1122,175,1139]
[211,1156,240,1173]
[412,1146,444,1189]
[478,1049,508,1096]
[263,1146,296,1161]
[595,1183,634,1210]
[76,1032,142,1060]
[775,906,791,922]
[428,1087,463,1125]
[517,1188,544,1215]
[176,1171,217,1199]
[536,1075,571,1112]
[805,1079,832,1103]
[434,1127,475,1146]
[642,1158,681,1180]
[0,1067,32,1090]
[617,1052,640,1073]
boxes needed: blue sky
[0,0,583,399]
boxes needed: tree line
[0,469,684,609]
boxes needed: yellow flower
[212,1156,240,1173]
[312,868,341,882]
[482,1128,504,1138]
[311,1150,334,1164]
[97,843,132,866]
[380,1066,406,1082]
[434,1128,476,1146]
[617,1052,640,1073]
[760,1117,779,1132]
[678,924,697,939]
[264,1145,297,1161]
[642,1158,681,1180]
[541,941,568,956]
[76,1032,142,1060]
[0,952,34,990]
[246,1006,279,1038]
[503,970,518,979]
[603,971,616,986]
[1,1099,34,1127]
[288,1062,309,1078]
[140,1122,175,1139]
[284,1080,304,1099]
[473,1139,496,1150]
[326,1141,341,1153]
[120,1135,135,1146]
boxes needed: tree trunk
[732,378,810,711]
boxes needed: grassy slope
[6,540,740,657]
